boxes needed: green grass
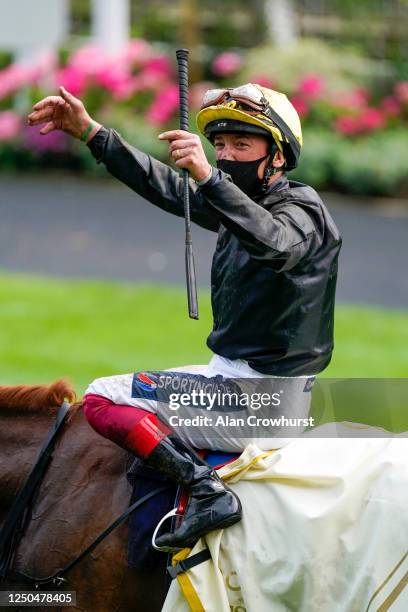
[0,272,407,398]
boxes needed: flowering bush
[211,51,242,77]
[0,111,21,141]
[0,39,407,196]
[270,74,408,138]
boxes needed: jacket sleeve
[87,127,220,233]
[199,173,320,271]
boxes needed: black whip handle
[176,48,199,320]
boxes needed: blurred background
[0,0,407,401]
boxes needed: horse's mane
[0,379,78,416]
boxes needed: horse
[0,380,169,612]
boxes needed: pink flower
[334,115,360,136]
[394,81,408,103]
[94,66,130,96]
[381,96,402,117]
[136,56,174,91]
[111,76,139,101]
[332,87,370,111]
[0,64,32,99]
[298,75,325,99]
[138,68,167,91]
[352,87,370,106]
[0,52,58,99]
[0,111,21,141]
[29,50,58,85]
[212,52,242,77]
[334,108,386,136]
[359,108,386,131]
[23,125,69,153]
[121,39,152,67]
[35,50,57,73]
[250,75,276,89]
[290,95,309,118]
[144,56,173,77]
[68,44,109,77]
[146,84,179,125]
[56,66,87,96]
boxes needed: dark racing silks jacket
[88,128,342,376]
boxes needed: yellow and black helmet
[196,83,302,170]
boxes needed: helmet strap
[262,143,279,191]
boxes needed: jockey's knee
[82,392,154,448]
[83,393,112,434]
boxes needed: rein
[0,402,171,589]
[0,401,70,581]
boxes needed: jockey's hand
[158,130,212,183]
[27,86,101,142]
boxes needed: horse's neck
[0,412,55,505]
[0,407,128,490]
[1,408,168,611]
[2,408,130,574]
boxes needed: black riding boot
[144,435,242,549]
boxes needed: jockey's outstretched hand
[158,130,212,183]
[27,86,101,142]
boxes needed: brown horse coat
[0,380,168,612]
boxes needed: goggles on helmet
[201,84,267,113]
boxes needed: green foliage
[69,0,91,36]
[241,38,393,93]
[291,130,336,189]
[0,144,36,172]
[129,0,267,50]
[130,5,177,44]
[332,130,408,196]
[101,110,171,160]
[292,128,408,196]
[0,50,12,70]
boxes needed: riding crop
[176,48,199,320]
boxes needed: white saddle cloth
[163,423,408,612]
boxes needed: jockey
[28,83,342,550]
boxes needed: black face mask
[216,155,268,198]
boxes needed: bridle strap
[0,401,71,579]
[4,485,171,588]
